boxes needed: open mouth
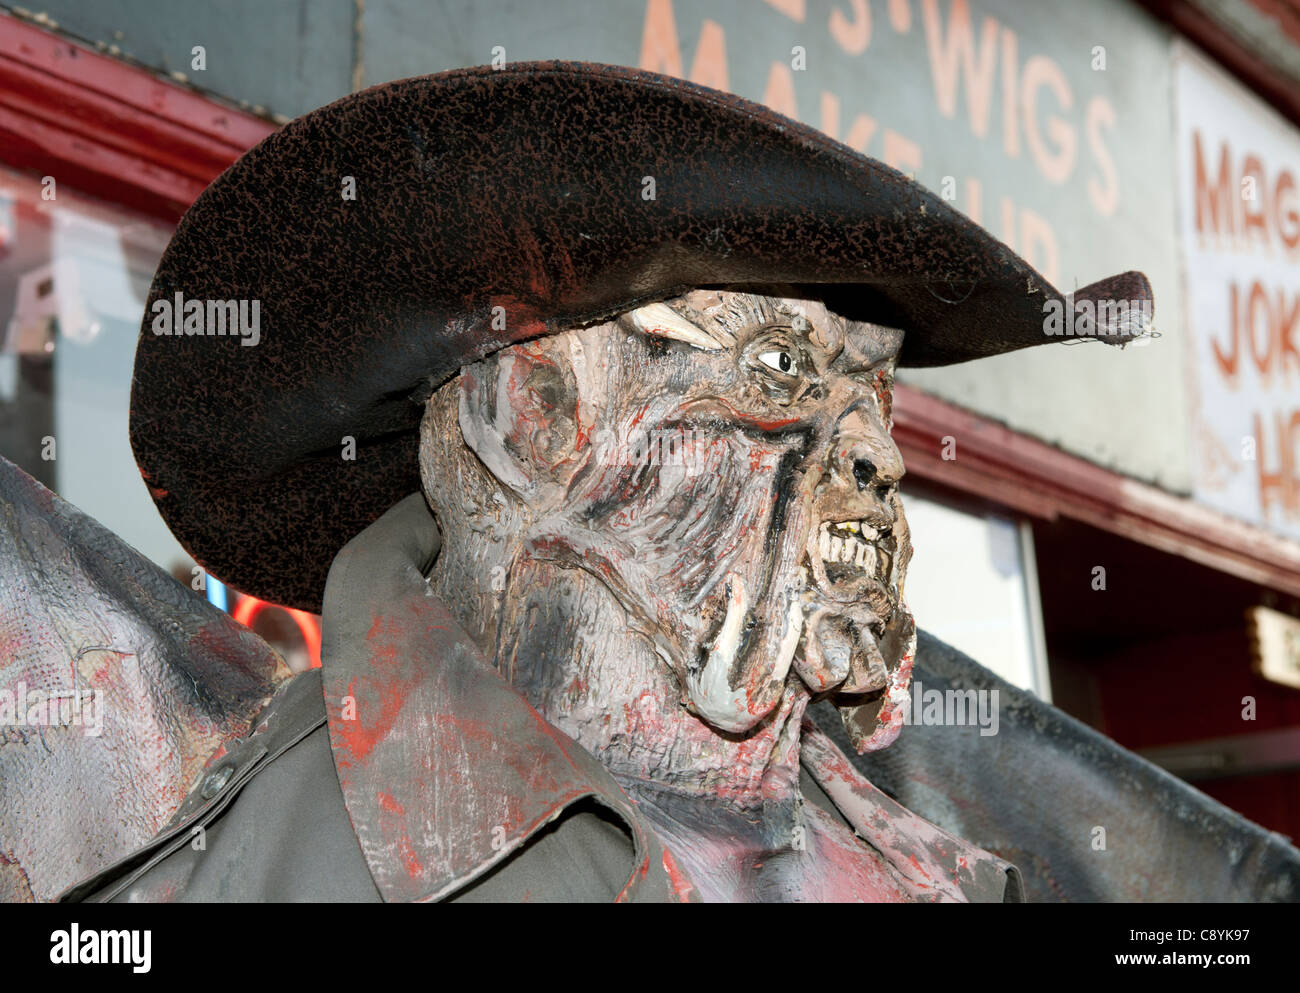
[792,517,905,697]
[817,519,894,589]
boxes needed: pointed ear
[458,343,581,508]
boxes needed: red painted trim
[0,10,276,219]
[895,384,1300,598]
[1137,0,1300,131]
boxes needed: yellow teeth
[817,521,887,574]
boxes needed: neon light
[231,595,322,669]
[206,575,228,612]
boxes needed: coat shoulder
[65,669,640,902]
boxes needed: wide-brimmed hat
[130,61,1151,611]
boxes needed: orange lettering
[1001,27,1019,158]
[1242,155,1269,251]
[1193,131,1234,240]
[965,177,983,225]
[1255,410,1300,523]
[1214,282,1240,380]
[640,0,683,76]
[764,0,806,21]
[692,19,728,90]
[764,61,798,118]
[1022,54,1075,184]
[1086,96,1118,216]
[639,1,728,89]
[922,0,999,138]
[883,130,922,174]
[1277,170,1300,251]
[830,0,871,55]
[1019,208,1059,285]
[1247,280,1272,380]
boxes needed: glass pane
[0,166,182,570]
[902,489,1049,697]
[0,165,320,671]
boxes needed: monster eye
[757,349,797,376]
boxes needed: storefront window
[903,487,1051,698]
[0,164,318,670]
[0,165,180,567]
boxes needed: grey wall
[8,0,356,119]
[8,0,1191,491]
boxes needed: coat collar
[800,721,1022,902]
[320,570,693,903]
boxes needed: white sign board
[1247,605,1300,690]
[1177,44,1300,540]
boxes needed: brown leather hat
[130,61,1152,611]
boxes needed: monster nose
[849,441,902,491]
[849,453,898,527]
[853,454,901,496]
[826,398,904,513]
[853,458,877,492]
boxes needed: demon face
[425,288,915,756]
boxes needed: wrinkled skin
[420,289,915,815]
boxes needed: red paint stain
[616,854,652,903]
[662,849,695,902]
[398,834,424,880]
